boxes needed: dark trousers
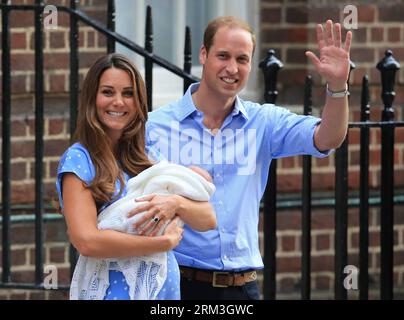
[180,276,261,300]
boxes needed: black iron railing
[1,2,404,300]
[0,1,198,292]
[259,48,403,300]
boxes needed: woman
[56,53,216,300]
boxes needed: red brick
[48,118,65,135]
[351,48,375,63]
[98,33,107,48]
[261,7,281,24]
[311,210,334,230]
[307,8,340,24]
[44,53,69,69]
[280,235,296,252]
[11,53,35,71]
[11,32,27,50]
[314,157,330,168]
[280,157,295,169]
[314,275,331,290]
[11,162,27,181]
[312,172,335,191]
[11,120,28,137]
[371,28,384,42]
[352,28,367,43]
[9,292,28,300]
[278,173,302,192]
[348,129,360,145]
[279,277,297,293]
[87,30,96,47]
[79,30,85,48]
[49,160,60,179]
[11,75,27,93]
[286,7,308,24]
[11,248,27,266]
[286,48,308,64]
[44,139,69,157]
[312,255,334,272]
[348,170,360,189]
[11,184,35,203]
[278,211,301,230]
[49,74,66,92]
[49,31,66,49]
[262,28,308,43]
[278,256,301,273]
[11,270,35,283]
[357,5,376,23]
[28,291,46,300]
[49,246,66,264]
[11,140,35,158]
[47,290,69,300]
[44,222,68,243]
[316,234,331,251]
[379,5,404,22]
[388,27,401,42]
[9,11,34,28]
[279,69,309,85]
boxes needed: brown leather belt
[180,266,257,288]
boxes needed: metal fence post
[377,50,400,300]
[259,49,283,300]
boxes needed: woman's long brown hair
[74,53,152,204]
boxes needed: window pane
[145,0,176,64]
[186,0,216,65]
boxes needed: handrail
[0,3,200,83]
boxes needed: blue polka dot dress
[56,143,181,300]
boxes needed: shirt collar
[174,82,249,122]
[173,83,199,122]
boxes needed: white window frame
[116,0,261,109]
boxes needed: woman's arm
[62,173,183,259]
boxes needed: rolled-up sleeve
[267,105,333,158]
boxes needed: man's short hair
[203,16,256,55]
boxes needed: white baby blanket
[69,161,215,300]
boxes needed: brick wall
[1,0,404,299]
[260,0,404,192]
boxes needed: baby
[70,161,215,300]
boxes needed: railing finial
[377,50,400,121]
[259,49,283,104]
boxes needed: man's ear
[199,45,207,65]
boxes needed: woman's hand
[162,217,184,250]
[127,194,180,236]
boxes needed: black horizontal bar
[0,282,69,291]
[0,4,199,83]
[349,121,404,128]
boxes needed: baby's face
[188,166,213,183]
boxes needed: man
[143,16,352,299]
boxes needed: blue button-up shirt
[146,83,331,271]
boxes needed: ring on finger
[152,216,160,223]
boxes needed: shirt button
[221,227,225,233]
[218,200,223,206]
[224,255,228,260]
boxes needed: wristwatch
[326,83,350,98]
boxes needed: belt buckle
[212,272,229,288]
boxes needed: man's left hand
[305,19,352,91]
